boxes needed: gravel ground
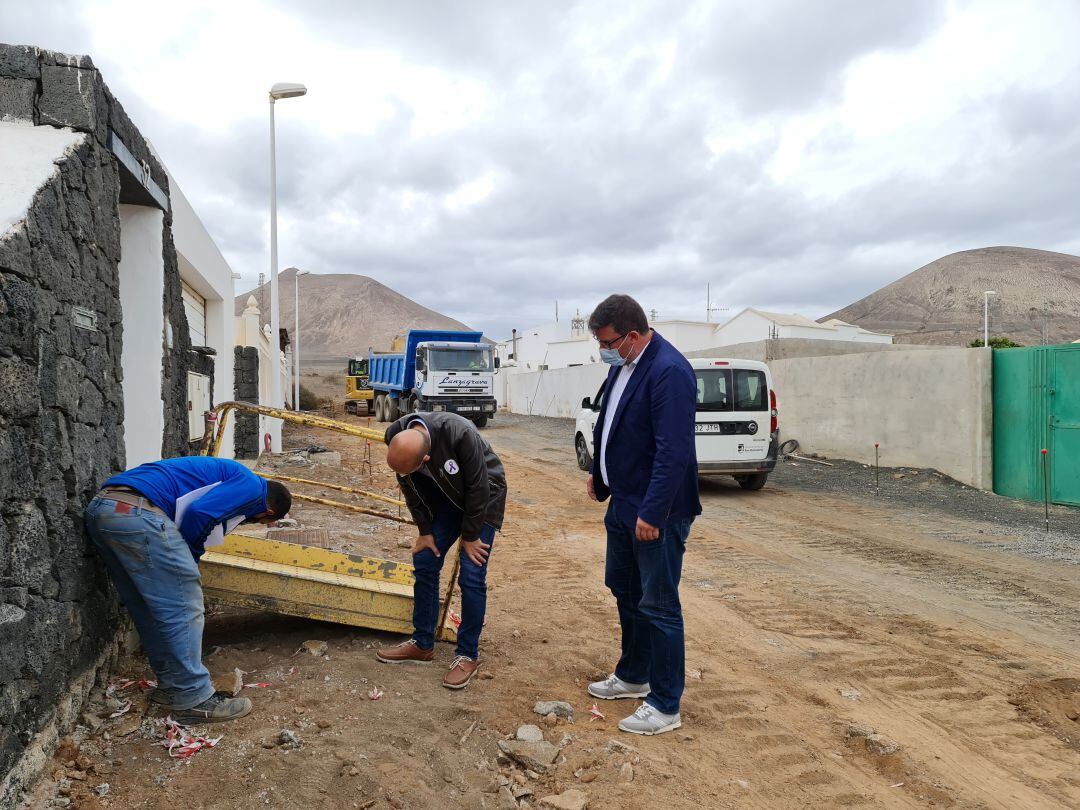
[493,412,1080,567]
[769,453,1080,565]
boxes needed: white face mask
[600,347,625,366]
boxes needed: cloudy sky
[9,0,1080,338]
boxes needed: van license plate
[695,423,722,434]
[458,406,479,411]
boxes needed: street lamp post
[268,82,307,451]
[294,269,310,410]
[983,290,997,348]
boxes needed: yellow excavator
[343,357,374,415]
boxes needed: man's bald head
[386,425,431,474]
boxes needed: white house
[710,309,892,346]
[116,164,239,464]
[495,314,728,372]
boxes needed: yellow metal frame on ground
[201,533,456,640]
[197,402,458,642]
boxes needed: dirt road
[34,414,1080,809]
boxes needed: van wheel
[737,473,768,491]
[473,416,488,428]
[575,434,592,471]
[374,395,386,422]
[387,397,401,421]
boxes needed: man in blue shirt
[84,456,291,723]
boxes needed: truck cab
[368,330,499,427]
[412,341,498,425]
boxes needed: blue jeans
[410,475,495,660]
[84,496,215,710]
[604,504,692,715]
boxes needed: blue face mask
[600,347,625,366]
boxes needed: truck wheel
[737,473,768,491]
[374,395,386,422]
[474,416,488,428]
[575,434,592,471]
[387,397,401,421]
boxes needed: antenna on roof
[706,283,728,322]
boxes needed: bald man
[376,412,506,689]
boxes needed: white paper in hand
[174,482,245,549]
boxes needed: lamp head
[270,82,308,100]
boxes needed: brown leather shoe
[443,655,480,689]
[376,639,435,664]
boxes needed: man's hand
[461,538,491,566]
[412,534,440,557]
[586,475,597,501]
[635,518,660,542]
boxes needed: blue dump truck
[368,330,499,427]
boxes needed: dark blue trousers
[604,504,692,715]
[410,475,495,660]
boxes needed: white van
[574,358,779,490]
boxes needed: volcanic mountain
[235,269,476,366]
[824,247,1080,346]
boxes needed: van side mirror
[581,397,592,409]
[494,356,501,369]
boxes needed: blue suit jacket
[591,331,701,529]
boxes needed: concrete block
[0,77,36,122]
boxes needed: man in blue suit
[585,294,701,735]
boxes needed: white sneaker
[588,674,650,700]
[618,703,682,736]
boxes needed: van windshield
[695,370,731,411]
[733,369,767,411]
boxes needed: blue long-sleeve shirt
[104,456,267,559]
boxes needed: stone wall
[234,346,261,458]
[0,43,193,806]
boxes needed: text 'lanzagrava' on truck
[367,329,500,428]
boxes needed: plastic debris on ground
[108,699,133,719]
[447,609,486,629]
[589,704,605,721]
[106,679,157,698]
[161,717,223,759]
[368,687,384,701]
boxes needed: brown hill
[825,247,1080,346]
[235,269,476,366]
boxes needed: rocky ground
[23,412,1080,809]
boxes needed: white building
[115,160,239,463]
[711,309,892,346]
[495,314,729,372]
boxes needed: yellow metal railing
[197,401,460,640]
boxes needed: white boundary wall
[501,346,992,489]
[503,363,608,418]
[770,347,992,488]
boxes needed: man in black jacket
[375,411,506,689]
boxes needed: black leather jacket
[385,412,506,540]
